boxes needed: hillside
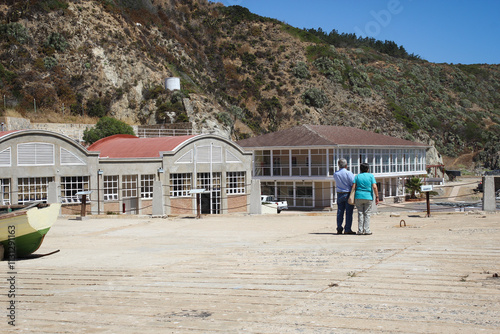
[0,0,499,169]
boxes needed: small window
[1,178,11,205]
[226,172,246,194]
[18,177,54,204]
[61,176,89,203]
[141,174,155,199]
[122,175,138,199]
[170,173,192,197]
[104,175,119,201]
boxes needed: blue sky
[218,0,500,65]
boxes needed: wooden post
[196,193,201,219]
[426,192,430,217]
[81,194,87,217]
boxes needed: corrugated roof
[237,125,428,148]
[0,130,22,139]
[87,134,199,158]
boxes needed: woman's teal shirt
[354,173,376,200]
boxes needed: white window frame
[104,175,119,201]
[61,176,89,203]
[1,178,11,205]
[170,173,192,198]
[226,171,246,194]
[18,177,54,204]
[141,174,155,199]
[122,175,138,199]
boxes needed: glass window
[104,175,118,201]
[350,149,359,175]
[19,177,54,204]
[61,176,89,203]
[122,175,138,199]
[382,150,390,173]
[197,172,221,214]
[170,173,191,197]
[1,178,11,205]
[141,174,155,199]
[254,150,271,176]
[226,171,246,194]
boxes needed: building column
[249,179,262,214]
[152,181,164,216]
[482,176,496,212]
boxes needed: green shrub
[143,85,164,100]
[86,97,109,118]
[37,0,69,11]
[228,105,244,120]
[302,88,329,108]
[0,63,17,84]
[292,62,310,79]
[281,25,323,43]
[43,57,58,69]
[217,112,233,127]
[0,23,29,43]
[306,45,336,62]
[83,117,135,144]
[45,32,68,52]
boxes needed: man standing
[333,158,355,234]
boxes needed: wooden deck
[1,211,499,333]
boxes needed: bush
[83,117,135,144]
[302,88,329,108]
[228,105,244,120]
[217,112,233,127]
[86,97,109,118]
[45,32,68,52]
[0,23,29,43]
[43,57,58,69]
[292,62,310,79]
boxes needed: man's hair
[338,158,348,168]
[360,162,370,173]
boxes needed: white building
[237,125,429,209]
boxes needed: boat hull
[0,203,61,258]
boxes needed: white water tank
[165,77,181,91]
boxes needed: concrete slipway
[1,210,499,333]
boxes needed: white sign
[420,185,433,192]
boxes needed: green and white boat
[0,202,61,258]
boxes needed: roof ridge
[303,124,334,145]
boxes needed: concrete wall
[0,117,143,142]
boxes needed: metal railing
[137,128,193,138]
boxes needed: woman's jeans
[355,199,372,234]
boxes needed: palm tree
[405,177,423,199]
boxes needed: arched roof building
[1,131,252,216]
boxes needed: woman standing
[352,163,379,235]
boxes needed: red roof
[237,125,428,148]
[87,134,199,158]
[0,130,22,138]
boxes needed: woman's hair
[360,162,370,173]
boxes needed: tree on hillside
[83,117,135,145]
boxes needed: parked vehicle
[261,195,288,213]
